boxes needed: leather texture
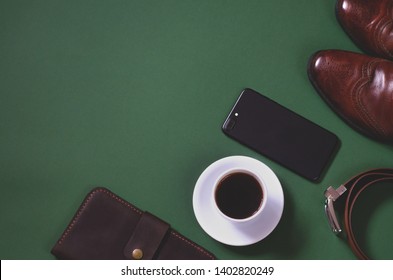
[51,187,216,260]
[336,0,393,60]
[307,49,393,144]
[123,212,170,260]
[340,169,393,259]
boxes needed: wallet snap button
[132,248,143,260]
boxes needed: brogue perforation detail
[353,59,388,137]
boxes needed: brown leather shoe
[336,0,393,60]
[307,49,393,144]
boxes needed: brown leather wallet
[324,168,393,259]
[51,187,216,260]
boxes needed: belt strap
[324,168,393,259]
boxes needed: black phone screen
[222,88,339,181]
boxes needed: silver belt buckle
[324,185,347,234]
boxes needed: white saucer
[192,156,284,246]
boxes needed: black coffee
[215,172,263,219]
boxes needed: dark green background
[1,0,392,259]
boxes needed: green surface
[1,0,392,260]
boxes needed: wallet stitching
[58,188,142,245]
[57,188,216,260]
[170,231,215,260]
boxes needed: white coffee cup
[212,168,267,223]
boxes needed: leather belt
[324,168,393,259]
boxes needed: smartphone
[222,88,339,181]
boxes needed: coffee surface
[215,172,263,219]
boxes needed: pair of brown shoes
[307,0,393,144]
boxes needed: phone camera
[223,117,236,131]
